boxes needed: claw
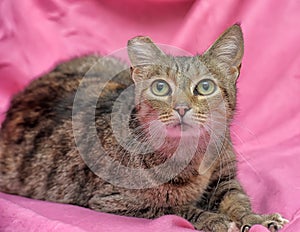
[268,222,278,232]
[241,225,251,232]
[282,219,289,225]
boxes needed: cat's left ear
[127,36,166,67]
[203,24,244,79]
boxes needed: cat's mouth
[165,122,199,138]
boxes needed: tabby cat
[0,25,288,231]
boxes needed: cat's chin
[165,123,203,138]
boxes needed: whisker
[204,121,261,180]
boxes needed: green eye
[194,79,216,96]
[151,80,171,96]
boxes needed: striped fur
[0,25,287,231]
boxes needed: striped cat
[0,25,288,231]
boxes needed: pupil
[202,82,210,91]
[157,82,165,91]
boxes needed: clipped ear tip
[226,23,244,39]
[127,36,154,47]
[233,22,242,28]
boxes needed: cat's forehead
[166,56,211,85]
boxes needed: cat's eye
[194,79,216,96]
[151,80,171,96]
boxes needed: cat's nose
[175,104,190,117]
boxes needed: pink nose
[175,105,190,117]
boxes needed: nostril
[175,105,190,117]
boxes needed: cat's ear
[203,24,244,77]
[127,36,165,67]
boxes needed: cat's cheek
[148,120,167,149]
[137,102,160,124]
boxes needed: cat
[0,24,288,232]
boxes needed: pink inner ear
[131,68,142,83]
[204,25,244,68]
[127,36,166,67]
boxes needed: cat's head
[127,24,243,140]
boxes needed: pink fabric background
[0,0,300,231]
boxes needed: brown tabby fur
[0,25,287,231]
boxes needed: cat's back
[0,55,130,143]
[0,55,131,203]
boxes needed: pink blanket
[0,0,299,231]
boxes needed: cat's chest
[138,175,211,208]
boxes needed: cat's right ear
[127,36,165,67]
[127,36,165,82]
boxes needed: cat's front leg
[217,179,288,231]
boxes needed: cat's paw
[194,214,234,232]
[240,213,289,232]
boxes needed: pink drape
[0,0,299,231]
